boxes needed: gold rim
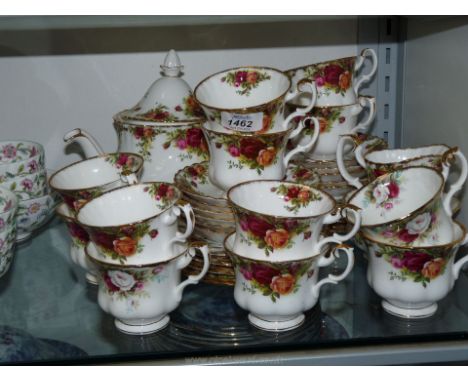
[76,182,182,230]
[227,179,338,220]
[285,54,358,77]
[361,220,467,250]
[347,166,445,228]
[223,231,327,264]
[193,66,292,113]
[48,152,144,193]
[287,95,375,109]
[364,143,451,166]
[85,242,189,269]
[201,120,294,138]
[113,117,204,129]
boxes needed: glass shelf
[1,218,468,365]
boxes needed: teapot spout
[64,128,105,158]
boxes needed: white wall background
[402,17,468,226]
[0,45,359,170]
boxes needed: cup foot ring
[114,316,170,335]
[381,300,438,319]
[248,313,305,332]
[85,272,99,285]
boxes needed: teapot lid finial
[161,49,183,77]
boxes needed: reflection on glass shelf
[0,218,468,364]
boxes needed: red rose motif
[402,251,432,273]
[157,184,169,198]
[235,71,248,84]
[239,138,266,160]
[175,105,183,112]
[373,168,387,178]
[246,215,274,238]
[91,231,116,251]
[251,263,280,286]
[397,229,419,243]
[286,186,300,199]
[134,127,145,139]
[149,229,159,239]
[116,153,129,167]
[68,222,89,243]
[186,127,204,148]
[63,194,76,210]
[283,219,298,231]
[387,182,400,198]
[103,273,120,292]
[324,64,344,85]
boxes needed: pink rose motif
[153,265,165,275]
[28,160,38,172]
[390,256,405,269]
[315,76,325,87]
[397,229,419,243]
[186,127,204,148]
[240,266,253,280]
[239,218,249,232]
[2,144,17,159]
[21,178,33,191]
[177,139,188,150]
[228,145,241,157]
[30,146,38,157]
[3,200,13,213]
[235,71,248,84]
[384,202,394,210]
[116,154,129,167]
[387,182,400,199]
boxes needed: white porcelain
[56,203,98,285]
[227,180,361,260]
[283,163,322,187]
[337,138,468,190]
[293,96,376,160]
[0,187,18,279]
[87,242,210,335]
[0,141,45,180]
[225,232,354,331]
[346,167,459,247]
[286,48,378,107]
[203,116,320,192]
[194,66,317,134]
[363,221,468,319]
[16,193,59,242]
[1,169,48,201]
[49,152,144,215]
[77,183,194,265]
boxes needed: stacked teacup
[0,187,18,279]
[0,140,57,242]
[223,180,361,331]
[284,49,380,201]
[338,144,468,319]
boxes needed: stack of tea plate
[174,161,236,285]
[0,141,59,242]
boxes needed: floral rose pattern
[104,153,142,175]
[375,243,453,287]
[132,104,177,123]
[302,57,355,97]
[284,164,321,187]
[221,69,272,96]
[271,184,322,214]
[235,209,312,256]
[174,94,206,119]
[373,201,441,245]
[0,142,42,165]
[363,171,403,215]
[206,131,283,175]
[101,265,166,302]
[66,221,90,247]
[143,182,178,209]
[231,256,315,302]
[88,222,160,264]
[295,106,344,136]
[123,124,209,162]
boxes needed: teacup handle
[311,245,355,298]
[452,233,468,279]
[119,170,139,185]
[166,203,195,248]
[351,96,377,134]
[283,117,320,168]
[353,48,378,95]
[313,205,361,255]
[442,148,468,217]
[336,135,365,189]
[174,243,210,302]
[283,79,317,133]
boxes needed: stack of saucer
[174,162,236,285]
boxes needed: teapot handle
[64,128,105,158]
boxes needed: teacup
[87,242,210,335]
[227,180,361,260]
[0,187,18,279]
[337,137,468,189]
[56,202,97,285]
[346,167,459,247]
[225,231,354,331]
[202,117,320,192]
[76,182,194,265]
[362,221,468,319]
[49,152,144,214]
[292,96,376,160]
[285,48,378,107]
[194,66,317,134]
[1,169,48,201]
[0,141,45,180]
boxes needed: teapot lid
[115,49,205,125]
